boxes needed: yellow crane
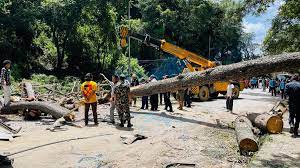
[120,27,244,101]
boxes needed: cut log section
[22,82,36,101]
[247,113,283,134]
[0,101,69,119]
[235,116,258,152]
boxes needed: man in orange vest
[81,73,98,126]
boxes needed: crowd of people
[246,77,293,99]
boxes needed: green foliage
[0,0,261,79]
[263,0,300,54]
[30,73,80,93]
[115,54,147,78]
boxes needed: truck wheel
[233,85,240,99]
[210,92,219,99]
[199,86,209,101]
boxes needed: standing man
[226,81,235,112]
[285,76,300,137]
[100,73,119,124]
[149,75,159,111]
[130,74,139,106]
[163,75,173,112]
[81,73,98,126]
[115,74,132,128]
[177,89,185,110]
[280,79,286,99]
[140,78,149,110]
[262,78,266,92]
[1,60,12,106]
[184,88,191,107]
[269,78,276,96]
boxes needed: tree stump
[235,116,258,152]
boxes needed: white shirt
[226,84,235,97]
[151,78,157,82]
[108,81,116,96]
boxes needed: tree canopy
[0,0,281,79]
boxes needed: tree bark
[0,101,69,119]
[131,52,300,96]
[235,116,258,152]
[247,113,283,134]
[22,82,36,100]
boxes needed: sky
[243,0,284,49]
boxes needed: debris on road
[120,134,148,144]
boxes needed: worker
[114,74,132,127]
[269,78,277,96]
[177,89,185,110]
[163,75,173,112]
[226,81,235,112]
[81,73,98,126]
[149,75,159,111]
[140,78,149,110]
[1,60,12,107]
[184,88,191,108]
[100,73,119,124]
[130,74,139,106]
[262,78,266,92]
[279,79,286,99]
[285,76,300,137]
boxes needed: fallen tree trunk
[0,101,69,119]
[235,116,258,153]
[131,52,300,96]
[22,82,36,100]
[247,113,283,134]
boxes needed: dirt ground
[0,88,299,168]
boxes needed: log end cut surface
[267,116,283,134]
[239,138,259,152]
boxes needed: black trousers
[184,94,191,107]
[270,87,276,96]
[150,94,158,111]
[289,103,300,135]
[281,89,286,99]
[226,97,233,111]
[164,97,173,112]
[160,93,164,105]
[85,102,98,125]
[141,96,149,109]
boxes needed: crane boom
[129,32,216,71]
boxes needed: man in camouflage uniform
[114,74,132,128]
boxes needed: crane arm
[129,32,216,71]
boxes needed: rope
[6,133,113,157]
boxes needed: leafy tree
[263,0,300,54]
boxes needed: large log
[131,52,300,96]
[0,101,69,119]
[235,116,258,152]
[247,113,283,134]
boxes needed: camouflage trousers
[116,105,130,123]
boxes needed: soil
[0,88,298,168]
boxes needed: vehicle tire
[199,86,209,101]
[210,92,219,99]
[233,85,240,99]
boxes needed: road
[0,88,299,168]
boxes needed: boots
[119,120,124,127]
[127,119,133,128]
[290,127,294,134]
